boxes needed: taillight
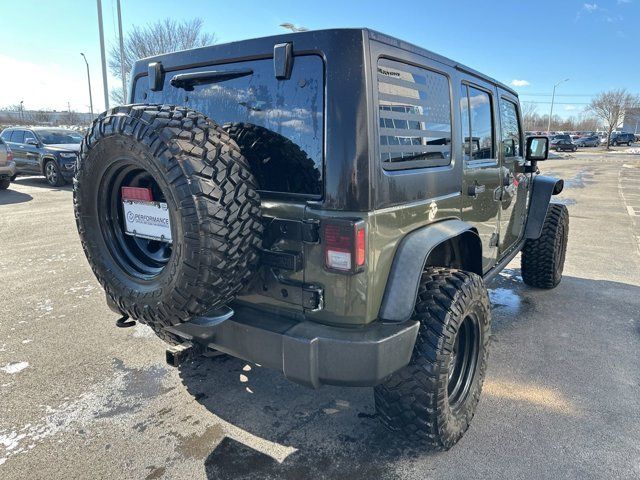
[322,219,366,274]
[6,149,13,162]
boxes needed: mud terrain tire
[374,268,491,450]
[74,105,262,329]
[521,203,569,289]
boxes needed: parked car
[74,28,568,450]
[549,134,571,148]
[610,132,635,146]
[0,137,16,190]
[554,139,577,152]
[574,135,600,147]
[0,127,81,186]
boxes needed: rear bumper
[165,306,419,388]
[0,161,16,178]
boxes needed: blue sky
[0,0,637,117]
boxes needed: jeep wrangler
[74,29,568,450]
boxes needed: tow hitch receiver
[166,342,196,367]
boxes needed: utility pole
[19,100,24,123]
[80,53,94,118]
[116,0,127,103]
[97,0,109,110]
[547,78,569,133]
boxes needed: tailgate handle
[259,249,302,271]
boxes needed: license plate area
[122,199,172,243]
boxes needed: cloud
[617,0,631,4]
[583,3,599,11]
[564,105,577,111]
[511,79,530,87]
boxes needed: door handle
[467,183,485,198]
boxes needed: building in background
[622,107,640,134]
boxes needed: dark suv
[0,127,82,186]
[610,132,635,146]
[74,29,567,450]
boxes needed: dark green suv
[74,29,568,450]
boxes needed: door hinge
[490,232,499,247]
[263,218,320,245]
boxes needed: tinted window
[37,129,82,145]
[377,59,451,169]
[24,131,37,143]
[461,86,494,160]
[500,99,521,157]
[0,130,10,141]
[136,55,324,196]
[10,130,25,144]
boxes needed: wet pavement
[1,154,640,479]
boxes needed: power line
[523,101,591,105]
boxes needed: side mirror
[25,138,39,146]
[525,136,548,161]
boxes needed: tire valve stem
[116,314,136,328]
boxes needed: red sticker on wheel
[121,187,153,201]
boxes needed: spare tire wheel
[74,105,263,331]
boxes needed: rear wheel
[521,203,569,289]
[374,268,491,450]
[0,178,10,190]
[44,160,64,187]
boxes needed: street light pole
[547,78,569,133]
[116,0,127,103]
[97,0,109,110]
[80,53,94,118]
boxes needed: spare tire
[74,105,263,329]
[224,122,321,195]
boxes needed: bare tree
[108,18,216,105]
[588,89,640,149]
[521,102,538,131]
[32,110,52,124]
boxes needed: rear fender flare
[378,219,481,323]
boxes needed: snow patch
[1,362,29,374]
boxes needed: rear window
[134,55,324,196]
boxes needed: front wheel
[521,203,569,289]
[44,160,64,187]
[374,268,491,450]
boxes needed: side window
[24,131,37,144]
[460,85,472,160]
[11,130,25,144]
[377,58,452,169]
[0,130,10,142]
[500,99,521,157]
[468,87,494,160]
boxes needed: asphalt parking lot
[1,150,639,479]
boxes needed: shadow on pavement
[0,188,33,205]
[13,176,72,191]
[175,271,640,480]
